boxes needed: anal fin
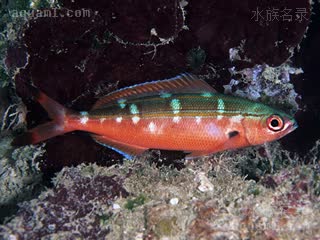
[91,135,147,160]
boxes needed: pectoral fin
[91,135,147,160]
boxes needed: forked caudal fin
[12,84,74,146]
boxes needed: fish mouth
[283,117,298,134]
[288,120,298,132]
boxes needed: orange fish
[13,74,298,159]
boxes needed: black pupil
[271,119,279,127]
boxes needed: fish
[13,73,298,159]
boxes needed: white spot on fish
[132,116,140,124]
[201,92,213,97]
[100,118,106,123]
[217,115,223,120]
[80,116,89,125]
[230,115,243,123]
[195,116,202,124]
[207,122,220,136]
[118,99,127,109]
[217,98,225,113]
[148,121,156,133]
[116,117,123,123]
[173,116,181,123]
[130,104,139,115]
[80,111,88,116]
[170,99,181,114]
[160,92,172,98]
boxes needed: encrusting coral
[0,148,319,239]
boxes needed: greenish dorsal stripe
[90,93,271,118]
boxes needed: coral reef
[225,64,302,113]
[0,164,128,239]
[0,150,319,239]
[0,136,44,223]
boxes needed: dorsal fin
[92,73,216,110]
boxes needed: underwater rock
[195,172,214,192]
[189,0,310,65]
[0,136,44,223]
[0,164,128,239]
[224,64,302,113]
[0,96,27,134]
[1,152,319,239]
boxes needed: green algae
[125,194,146,211]
[98,213,112,226]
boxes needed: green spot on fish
[118,99,127,109]
[170,99,181,114]
[130,104,139,114]
[160,92,172,98]
[217,98,225,113]
[201,92,213,98]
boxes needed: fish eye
[267,115,284,131]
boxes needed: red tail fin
[12,84,74,146]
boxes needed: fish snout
[283,116,298,134]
